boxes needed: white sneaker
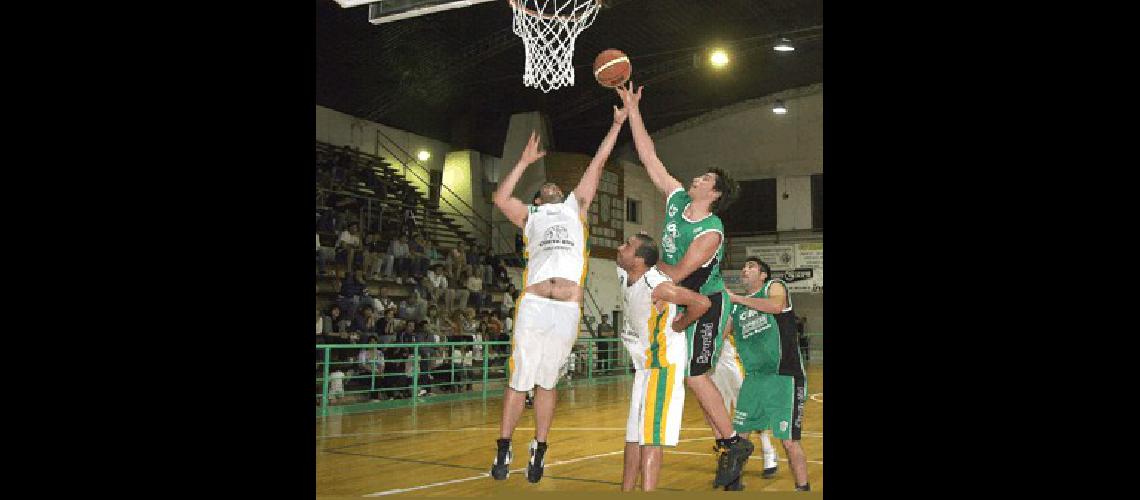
[418,389,428,396]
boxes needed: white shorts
[709,336,744,414]
[508,294,581,391]
[626,366,686,447]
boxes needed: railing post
[412,346,420,407]
[587,340,593,381]
[482,340,490,400]
[321,347,331,417]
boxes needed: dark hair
[746,257,771,282]
[633,233,659,267]
[707,167,739,215]
[367,335,379,344]
[532,190,542,203]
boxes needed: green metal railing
[315,337,633,416]
[316,333,823,417]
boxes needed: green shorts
[731,373,806,440]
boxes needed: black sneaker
[526,440,547,483]
[490,441,512,480]
[525,395,534,408]
[724,475,745,491]
[795,483,811,492]
[713,437,754,487]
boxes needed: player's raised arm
[616,81,683,196]
[573,104,629,218]
[651,280,711,332]
[493,131,545,229]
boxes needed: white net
[510,0,602,93]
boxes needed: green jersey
[729,280,801,376]
[660,188,726,295]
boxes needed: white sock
[760,431,775,454]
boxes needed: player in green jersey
[617,81,750,488]
[725,257,811,492]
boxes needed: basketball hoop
[509,0,602,92]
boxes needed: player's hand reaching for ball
[615,81,643,110]
[520,130,546,165]
[613,104,629,125]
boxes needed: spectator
[328,368,346,402]
[317,233,328,276]
[316,308,324,337]
[462,308,484,370]
[324,304,348,337]
[386,235,412,284]
[596,314,616,372]
[450,345,470,392]
[448,270,471,312]
[448,243,468,282]
[424,304,446,339]
[478,246,495,285]
[372,294,396,318]
[357,337,384,401]
[797,315,810,361]
[396,186,417,238]
[465,271,487,309]
[424,265,452,309]
[340,269,368,318]
[336,222,363,275]
[376,306,398,343]
[363,233,387,280]
[350,305,378,341]
[410,235,430,280]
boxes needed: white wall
[616,84,823,228]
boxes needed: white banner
[739,242,823,294]
[745,245,797,270]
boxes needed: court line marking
[357,435,806,497]
[320,428,823,439]
[361,449,626,497]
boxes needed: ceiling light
[774,37,795,52]
[709,49,729,68]
[417,150,431,161]
[772,100,787,114]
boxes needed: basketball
[593,49,631,88]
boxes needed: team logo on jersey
[543,225,569,241]
[668,204,678,217]
[738,309,771,339]
[662,222,678,254]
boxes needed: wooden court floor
[317,363,822,497]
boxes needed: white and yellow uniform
[618,265,688,447]
[508,192,588,391]
[709,330,745,415]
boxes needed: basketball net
[510,0,601,93]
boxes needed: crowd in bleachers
[315,144,521,403]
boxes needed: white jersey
[524,191,587,286]
[618,265,688,371]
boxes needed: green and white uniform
[660,187,730,376]
[728,280,808,440]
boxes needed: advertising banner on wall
[742,243,824,294]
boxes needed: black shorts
[685,290,731,377]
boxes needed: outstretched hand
[615,81,643,110]
[613,103,629,125]
[520,130,546,165]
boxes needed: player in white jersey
[488,104,628,483]
[614,233,711,491]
